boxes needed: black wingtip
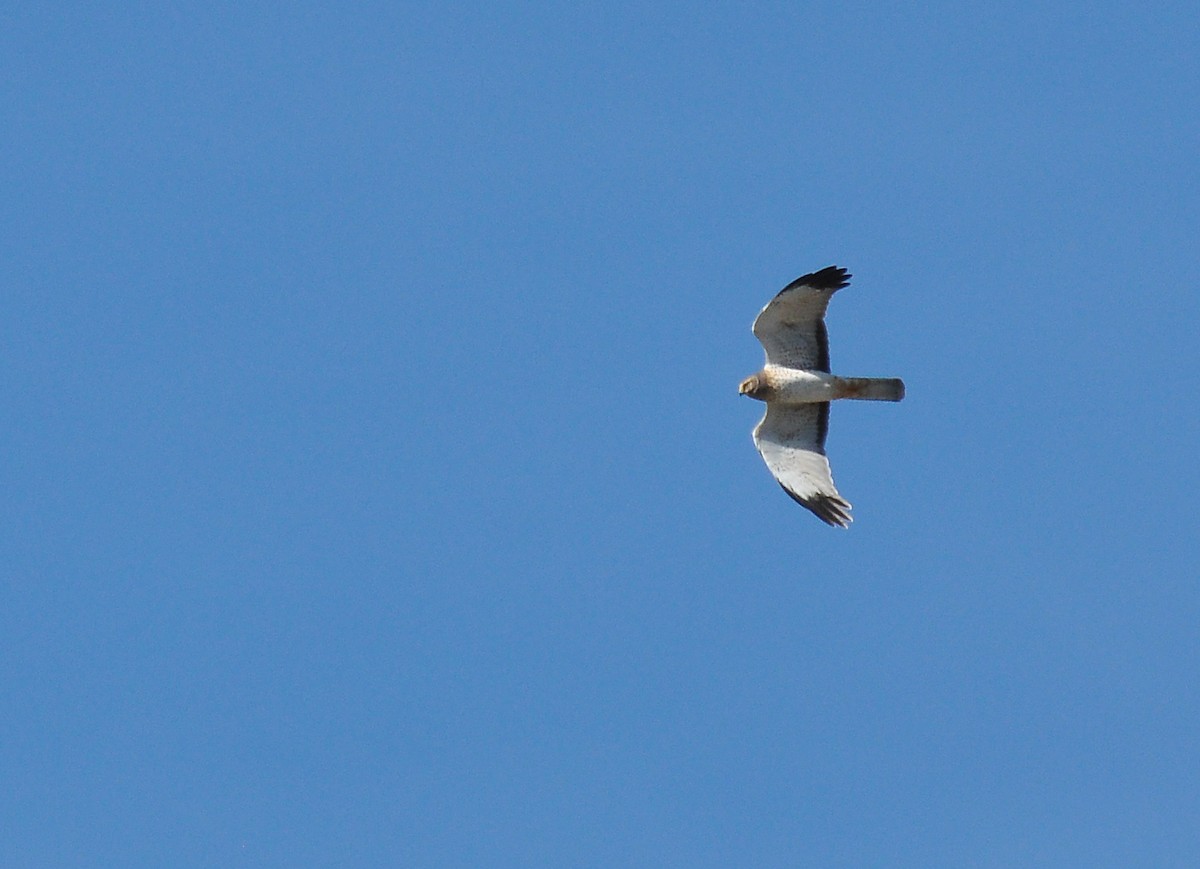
[781,266,851,294]
[778,484,852,527]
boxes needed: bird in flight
[740,266,904,527]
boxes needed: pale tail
[837,377,905,401]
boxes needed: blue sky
[3,2,1199,865]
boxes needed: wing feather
[753,403,850,527]
[751,266,849,371]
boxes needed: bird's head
[739,374,764,398]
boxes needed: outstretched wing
[751,266,850,371]
[753,402,851,527]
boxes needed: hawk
[740,266,904,527]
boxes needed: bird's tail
[836,377,905,401]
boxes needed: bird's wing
[753,402,851,527]
[751,266,849,371]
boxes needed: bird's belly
[769,368,838,403]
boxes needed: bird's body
[747,365,905,404]
[741,266,904,527]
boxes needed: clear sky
[3,2,1199,866]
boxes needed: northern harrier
[740,266,904,527]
